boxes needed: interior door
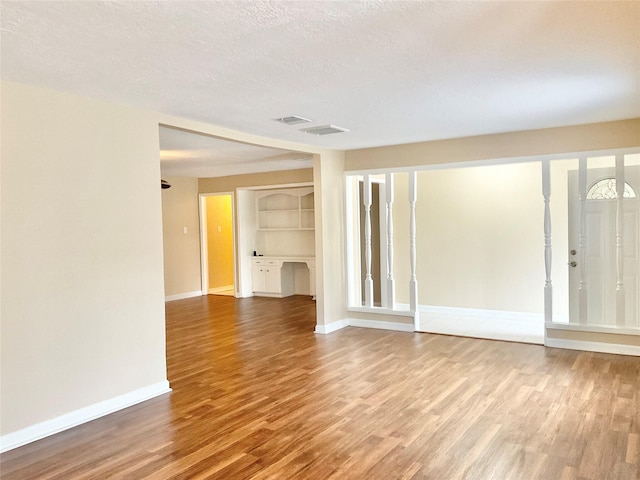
[568,166,639,326]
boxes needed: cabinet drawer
[252,258,265,266]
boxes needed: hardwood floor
[2,295,639,479]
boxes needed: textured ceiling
[2,1,639,154]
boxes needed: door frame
[199,192,237,297]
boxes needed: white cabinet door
[264,267,282,294]
[252,266,266,293]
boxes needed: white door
[568,166,640,327]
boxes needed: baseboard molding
[165,290,202,302]
[418,304,544,322]
[546,322,640,336]
[0,381,171,453]
[545,338,640,357]
[315,319,349,334]
[348,318,414,332]
[315,318,414,334]
[208,285,234,294]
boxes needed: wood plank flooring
[1,295,639,479]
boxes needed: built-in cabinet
[251,257,315,297]
[252,187,316,298]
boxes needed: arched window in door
[586,178,637,200]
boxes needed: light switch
[183,227,188,234]
[217,226,222,233]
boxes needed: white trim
[314,317,414,334]
[199,194,209,295]
[253,292,289,298]
[241,181,314,192]
[199,192,237,301]
[314,319,349,334]
[208,285,234,294]
[347,306,414,317]
[354,303,547,323]
[546,322,640,336]
[344,175,359,307]
[545,338,640,357]
[0,381,171,453]
[165,290,202,302]
[418,304,544,322]
[348,318,414,332]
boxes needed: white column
[363,174,374,308]
[409,171,419,329]
[385,173,396,310]
[615,154,626,327]
[542,160,553,323]
[578,157,588,324]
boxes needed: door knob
[570,249,577,256]
[569,261,577,267]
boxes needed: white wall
[1,82,168,437]
[161,176,201,298]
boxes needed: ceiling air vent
[274,115,312,125]
[301,125,349,136]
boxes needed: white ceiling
[159,126,312,177]
[2,1,639,172]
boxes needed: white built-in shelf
[256,187,315,230]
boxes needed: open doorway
[200,193,236,297]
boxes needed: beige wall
[199,168,312,193]
[392,163,545,314]
[0,81,346,445]
[314,151,348,326]
[161,176,202,297]
[206,195,234,289]
[346,119,640,171]
[1,82,168,435]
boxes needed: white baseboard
[0,381,171,453]
[208,285,234,294]
[545,338,640,357]
[165,290,202,302]
[546,322,640,336]
[348,318,414,332]
[315,319,349,334]
[315,318,413,334]
[418,304,544,322]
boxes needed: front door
[568,166,639,327]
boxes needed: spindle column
[385,173,396,309]
[615,154,626,327]
[542,160,553,323]
[578,158,588,324]
[409,171,419,329]
[363,174,374,308]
